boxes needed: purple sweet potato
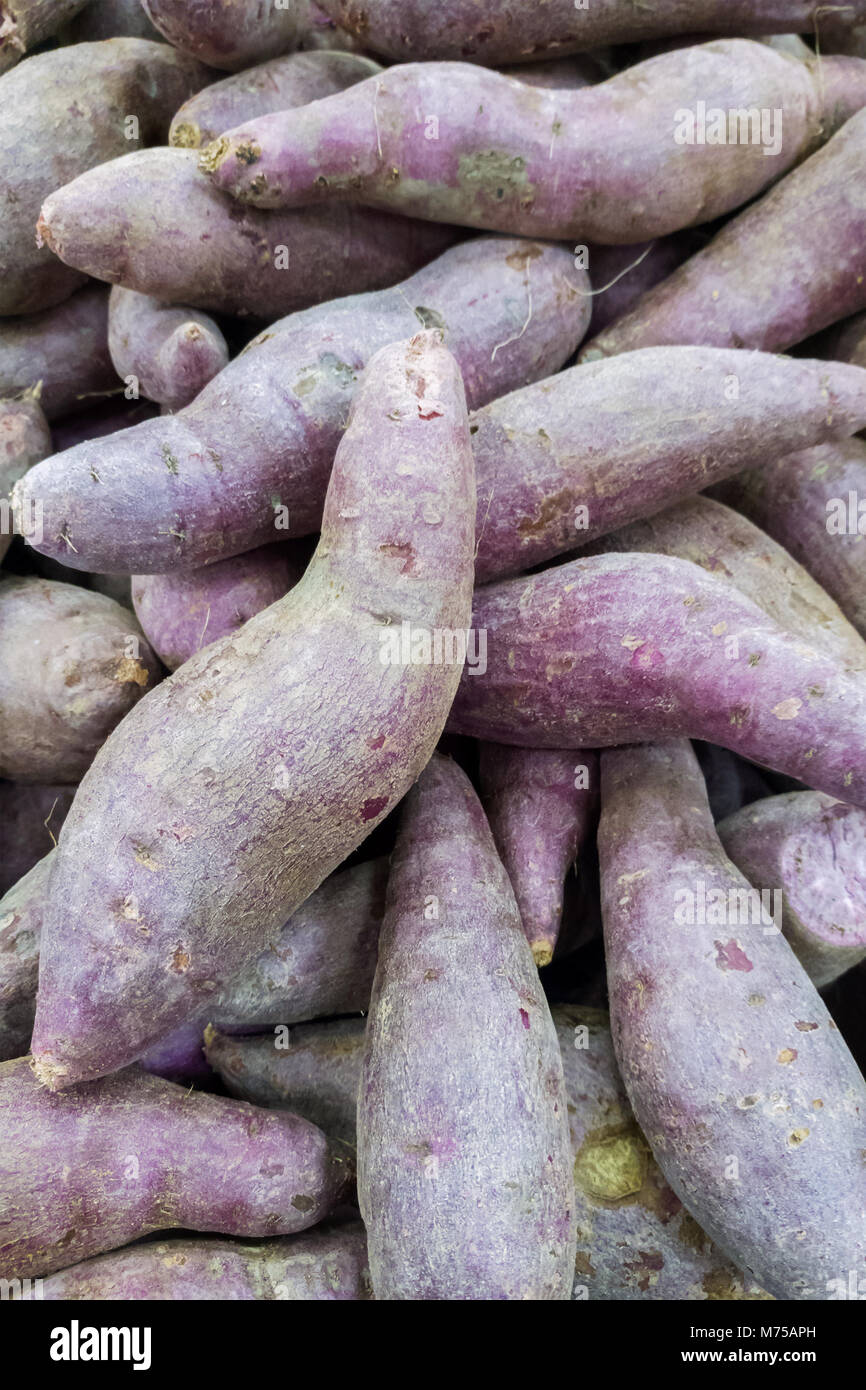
[15,236,588,575]
[0,285,117,420]
[581,495,866,670]
[358,754,575,1301]
[478,745,598,966]
[581,105,866,359]
[0,1054,353,1279]
[143,0,308,70]
[30,331,475,1089]
[0,854,49,1061]
[131,543,308,670]
[0,0,88,72]
[599,740,866,1300]
[717,792,866,987]
[0,577,161,783]
[0,395,51,561]
[37,147,455,321]
[170,49,381,149]
[0,39,208,317]
[583,232,703,337]
[0,781,74,895]
[555,1006,770,1301]
[447,552,866,811]
[207,1018,365,1145]
[37,1222,371,1300]
[107,287,230,412]
[202,42,866,241]
[312,2,854,64]
[1,851,386,1069]
[469,348,866,584]
[710,438,866,642]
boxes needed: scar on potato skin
[171,122,201,149]
[198,136,231,173]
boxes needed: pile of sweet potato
[2,0,866,1304]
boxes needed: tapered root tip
[531,940,554,969]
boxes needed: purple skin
[5,852,387,1073]
[30,332,476,1090]
[0,1054,354,1279]
[0,578,161,784]
[361,761,578,1301]
[170,50,382,149]
[0,781,74,895]
[358,754,575,1301]
[0,40,208,317]
[584,232,703,338]
[15,236,588,575]
[581,105,866,360]
[555,1007,770,1301]
[312,1,847,63]
[717,792,866,988]
[600,740,866,1300]
[711,438,866,642]
[36,1223,372,1300]
[131,543,308,671]
[107,288,230,413]
[580,495,866,670]
[0,395,51,561]
[206,1018,365,1146]
[142,0,308,70]
[469,348,866,584]
[37,147,456,322]
[0,285,117,420]
[478,745,598,967]
[447,551,866,811]
[0,0,89,73]
[201,42,866,241]
[0,854,49,1061]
